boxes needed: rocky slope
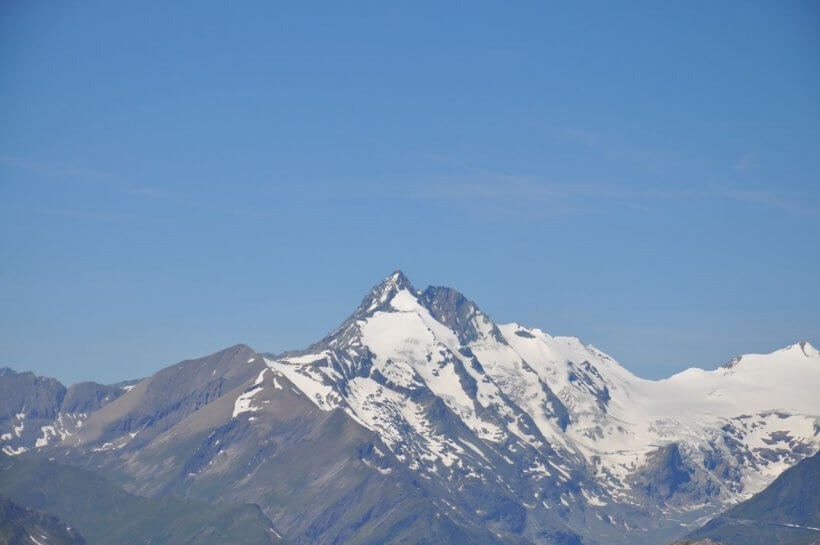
[0,496,85,545]
[0,367,132,457]
[0,453,286,545]
[679,451,820,545]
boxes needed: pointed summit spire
[288,270,418,355]
[384,269,412,290]
[344,269,418,321]
[365,269,415,306]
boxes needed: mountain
[3,271,818,544]
[49,345,532,544]
[0,453,286,545]
[677,451,820,545]
[0,496,85,545]
[0,368,130,457]
[261,271,819,542]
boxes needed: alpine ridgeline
[2,271,818,545]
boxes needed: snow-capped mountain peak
[352,271,502,348]
[359,269,416,314]
[264,271,818,522]
[721,340,818,370]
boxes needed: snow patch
[232,369,267,418]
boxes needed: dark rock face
[633,444,693,502]
[683,452,820,545]
[418,285,506,345]
[61,382,128,413]
[541,383,570,431]
[0,496,86,545]
[0,369,68,453]
[0,369,65,422]
[0,368,136,455]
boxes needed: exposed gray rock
[418,285,506,345]
[61,382,128,414]
[0,496,85,545]
[632,443,693,502]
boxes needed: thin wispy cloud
[0,154,161,196]
[0,155,118,182]
[546,126,691,171]
[414,153,820,216]
[4,152,815,223]
[0,154,275,221]
[0,203,162,223]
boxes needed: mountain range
[1,271,817,545]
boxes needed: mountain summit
[359,269,416,312]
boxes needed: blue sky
[1,1,818,385]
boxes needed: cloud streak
[0,154,276,221]
[414,153,819,216]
